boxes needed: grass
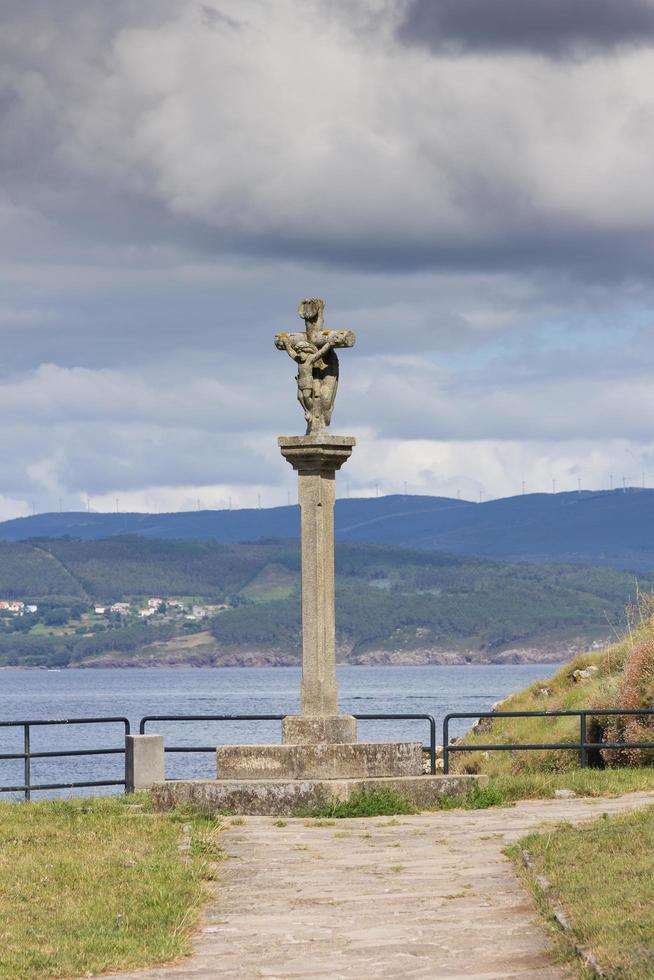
[430,769,654,811]
[302,787,418,818]
[452,649,623,776]
[511,806,654,978]
[0,794,221,980]
[434,783,507,810]
[299,770,654,820]
[489,767,654,801]
[453,607,654,776]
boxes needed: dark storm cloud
[233,224,654,281]
[398,0,654,58]
[0,0,172,32]
[2,0,653,286]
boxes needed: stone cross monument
[150,297,484,813]
[275,298,357,744]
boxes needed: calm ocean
[0,664,559,798]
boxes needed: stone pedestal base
[216,741,421,780]
[151,774,488,816]
[282,715,356,744]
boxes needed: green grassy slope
[452,601,654,774]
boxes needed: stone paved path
[108,791,654,979]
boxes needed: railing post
[429,716,436,775]
[442,716,450,775]
[579,712,587,768]
[23,724,31,801]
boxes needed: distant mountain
[0,489,652,570]
[337,489,654,571]
[0,495,464,545]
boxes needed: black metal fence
[0,717,130,800]
[3,708,654,797]
[140,713,438,774]
[442,708,654,774]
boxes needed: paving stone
[107,791,654,979]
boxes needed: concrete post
[125,734,165,793]
[279,434,356,743]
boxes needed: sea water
[0,664,559,798]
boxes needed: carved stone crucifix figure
[275,298,356,434]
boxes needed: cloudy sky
[1,0,653,518]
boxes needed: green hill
[0,536,650,667]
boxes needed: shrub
[601,631,654,767]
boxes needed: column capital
[278,434,355,473]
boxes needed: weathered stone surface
[572,666,599,683]
[108,792,654,980]
[278,433,355,473]
[275,298,355,435]
[125,734,165,793]
[275,306,356,736]
[151,774,486,816]
[278,436,355,719]
[216,741,422,780]
[281,713,356,744]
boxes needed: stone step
[216,740,422,780]
[152,773,487,816]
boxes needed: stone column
[279,434,356,744]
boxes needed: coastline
[69,631,609,668]
[0,630,608,670]
[1,648,588,669]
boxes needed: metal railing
[140,712,438,774]
[7,707,652,796]
[442,708,654,774]
[0,717,131,800]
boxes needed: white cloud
[0,496,30,522]
[346,436,653,500]
[0,1,653,516]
